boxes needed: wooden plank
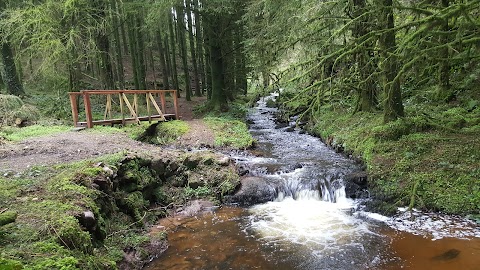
[122,93,140,124]
[76,114,175,126]
[69,93,79,127]
[146,93,151,123]
[160,91,166,113]
[173,90,179,119]
[81,90,177,95]
[148,93,166,121]
[104,94,112,120]
[83,92,94,128]
[133,94,138,116]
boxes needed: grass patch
[135,120,189,145]
[204,116,254,149]
[0,125,71,141]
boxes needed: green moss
[123,191,149,221]
[119,158,156,190]
[0,258,23,270]
[52,216,93,253]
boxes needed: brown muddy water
[145,207,480,270]
[146,93,480,269]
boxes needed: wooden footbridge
[68,90,179,128]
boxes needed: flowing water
[146,94,480,269]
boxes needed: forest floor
[0,95,214,173]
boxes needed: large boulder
[225,177,277,206]
[343,171,369,199]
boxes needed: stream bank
[274,90,480,218]
[0,148,241,269]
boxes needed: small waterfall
[271,168,349,203]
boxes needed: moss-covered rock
[0,94,40,126]
[0,211,17,226]
[0,257,23,270]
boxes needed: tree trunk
[186,0,201,97]
[1,42,25,96]
[222,24,235,101]
[127,14,140,89]
[156,30,170,89]
[234,24,248,95]
[94,0,114,90]
[205,15,227,110]
[119,1,129,55]
[164,37,173,89]
[177,5,191,101]
[437,0,452,101]
[135,16,147,90]
[205,45,212,100]
[353,0,376,112]
[168,13,180,97]
[110,0,124,89]
[194,0,206,95]
[378,0,404,123]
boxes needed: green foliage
[184,186,212,199]
[0,125,70,141]
[25,92,72,121]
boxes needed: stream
[146,93,480,269]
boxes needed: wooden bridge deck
[69,90,179,128]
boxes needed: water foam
[359,208,480,240]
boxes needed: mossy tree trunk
[1,42,25,96]
[353,0,377,112]
[164,37,174,89]
[437,0,452,101]
[377,0,404,123]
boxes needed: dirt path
[0,96,215,173]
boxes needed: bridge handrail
[68,89,179,128]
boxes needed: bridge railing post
[69,93,80,127]
[82,91,94,128]
[173,90,179,119]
